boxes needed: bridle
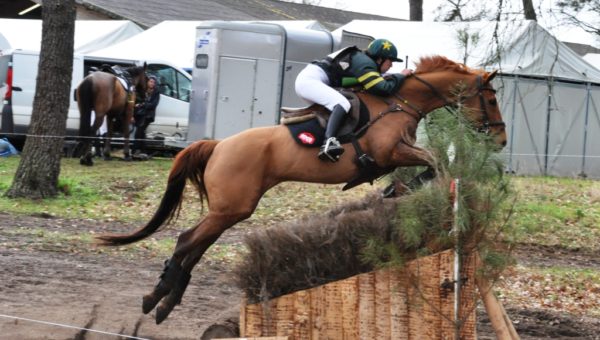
[395,73,506,135]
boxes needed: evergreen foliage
[374,107,516,276]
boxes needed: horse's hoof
[155,301,175,324]
[79,158,93,166]
[142,293,161,314]
[382,181,409,198]
[153,271,191,324]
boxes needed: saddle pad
[286,118,325,148]
[285,99,370,148]
[117,77,129,91]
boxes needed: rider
[295,38,413,162]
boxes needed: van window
[147,64,192,102]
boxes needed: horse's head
[454,69,507,148]
[412,56,507,148]
[125,63,148,97]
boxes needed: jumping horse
[97,56,507,324]
[76,64,147,166]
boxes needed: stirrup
[318,137,344,162]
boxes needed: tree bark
[409,0,423,21]
[522,0,537,21]
[6,0,75,199]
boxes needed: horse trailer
[168,21,336,147]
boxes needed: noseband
[410,74,506,134]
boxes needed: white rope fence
[0,313,150,340]
[0,131,178,144]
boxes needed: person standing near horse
[132,75,160,159]
[295,38,414,162]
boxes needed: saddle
[282,89,388,192]
[92,64,134,92]
[281,89,367,146]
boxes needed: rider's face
[380,59,393,73]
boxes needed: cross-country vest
[312,46,360,87]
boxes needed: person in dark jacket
[295,39,413,162]
[132,75,160,158]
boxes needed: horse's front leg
[122,95,135,161]
[102,117,113,161]
[383,141,437,197]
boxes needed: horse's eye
[488,99,497,106]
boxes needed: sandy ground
[1,212,599,339]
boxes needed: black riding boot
[318,104,347,162]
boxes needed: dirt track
[1,212,599,339]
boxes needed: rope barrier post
[449,178,461,340]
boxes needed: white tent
[334,20,600,178]
[584,53,600,70]
[0,19,143,54]
[88,20,329,72]
[87,20,202,72]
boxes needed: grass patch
[1,156,599,251]
[1,157,173,222]
[510,176,600,249]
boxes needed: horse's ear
[484,70,498,84]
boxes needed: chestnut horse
[76,64,147,166]
[97,56,507,323]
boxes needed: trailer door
[214,57,256,139]
[251,59,279,127]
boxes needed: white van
[0,49,191,149]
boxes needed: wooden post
[476,275,520,340]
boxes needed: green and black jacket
[313,46,407,97]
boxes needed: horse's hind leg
[79,139,94,166]
[80,115,106,166]
[145,212,247,324]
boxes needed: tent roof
[584,53,600,71]
[73,0,394,30]
[0,19,143,54]
[334,20,600,84]
[87,20,329,71]
[87,21,202,71]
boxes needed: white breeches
[295,64,351,112]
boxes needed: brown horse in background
[97,56,507,323]
[76,64,147,166]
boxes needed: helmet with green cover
[366,39,403,62]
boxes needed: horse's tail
[77,77,94,138]
[96,140,220,246]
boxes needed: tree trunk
[6,0,75,199]
[522,0,537,21]
[409,0,423,21]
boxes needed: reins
[389,73,506,135]
[343,71,506,190]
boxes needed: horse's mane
[123,65,145,77]
[414,55,478,75]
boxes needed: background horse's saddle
[281,89,362,137]
[92,64,134,91]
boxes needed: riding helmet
[366,39,403,62]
